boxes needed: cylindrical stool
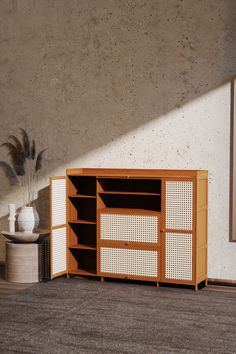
[5,242,39,283]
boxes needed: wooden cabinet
[50,169,208,289]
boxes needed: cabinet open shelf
[98,191,160,196]
[68,194,96,199]
[98,207,160,216]
[69,219,96,225]
[68,248,97,277]
[68,176,96,196]
[69,244,96,250]
[98,177,161,194]
[68,223,96,247]
[69,267,97,276]
[68,197,96,222]
[99,193,161,211]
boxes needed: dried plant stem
[0,128,46,207]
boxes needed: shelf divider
[69,243,96,251]
[69,267,97,276]
[68,219,96,225]
[99,191,160,196]
[68,194,96,199]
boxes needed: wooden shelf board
[69,268,97,276]
[98,191,160,196]
[68,219,96,225]
[69,243,96,250]
[98,208,160,215]
[68,194,96,199]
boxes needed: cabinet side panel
[196,246,207,283]
[197,209,207,247]
[196,178,208,282]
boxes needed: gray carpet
[0,278,236,354]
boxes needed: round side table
[6,242,39,283]
[2,229,50,283]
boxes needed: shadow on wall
[0,1,235,173]
[0,186,50,233]
[34,186,50,229]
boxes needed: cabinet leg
[156,282,159,288]
[67,274,70,279]
[101,277,104,282]
[205,279,208,287]
[195,284,198,291]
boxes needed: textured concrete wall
[0,0,236,279]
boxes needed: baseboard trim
[0,262,235,287]
[208,278,236,287]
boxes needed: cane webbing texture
[51,179,66,227]
[52,227,67,275]
[166,181,193,230]
[165,232,192,280]
[100,247,158,277]
[100,213,158,243]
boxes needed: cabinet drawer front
[165,232,192,281]
[100,213,158,243]
[165,181,193,230]
[100,247,158,277]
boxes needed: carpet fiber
[0,277,236,353]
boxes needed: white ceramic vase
[18,206,38,233]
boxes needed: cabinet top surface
[66,168,208,178]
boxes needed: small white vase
[18,207,36,233]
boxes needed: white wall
[61,83,234,280]
[2,83,233,279]
[0,1,235,280]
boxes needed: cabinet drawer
[99,211,159,243]
[100,247,158,278]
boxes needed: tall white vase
[18,207,35,233]
[8,204,16,232]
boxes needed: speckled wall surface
[0,0,236,279]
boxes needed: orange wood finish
[53,169,208,288]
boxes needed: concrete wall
[0,0,236,279]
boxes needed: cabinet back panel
[98,178,161,194]
[69,197,96,221]
[68,176,96,196]
[99,194,161,211]
[69,249,96,270]
[69,223,96,245]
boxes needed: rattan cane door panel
[50,176,67,279]
[51,178,66,227]
[165,232,192,281]
[51,227,67,276]
[100,212,159,244]
[100,247,158,279]
[165,181,193,231]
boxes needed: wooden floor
[0,265,33,299]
